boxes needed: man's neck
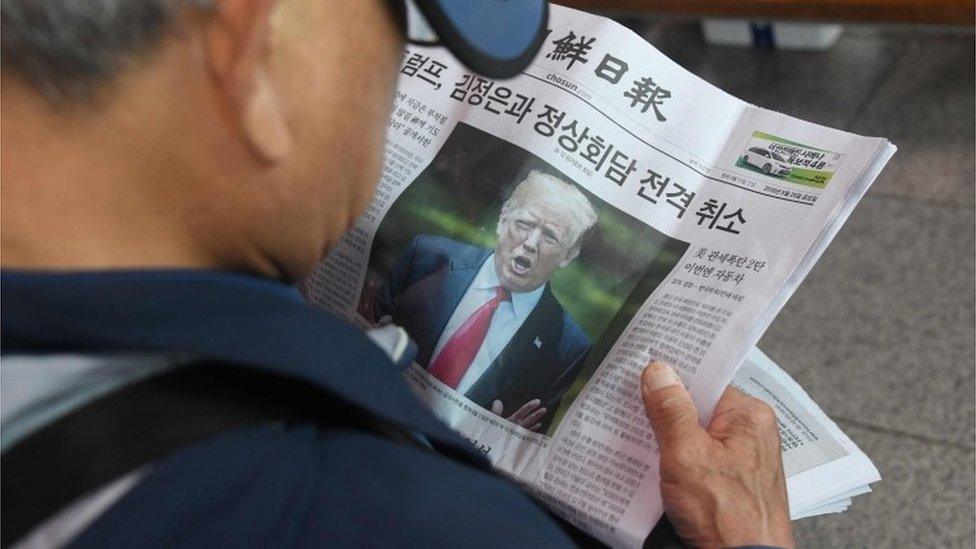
[1,76,245,274]
[2,81,195,271]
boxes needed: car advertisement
[735,131,844,189]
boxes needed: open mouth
[510,255,533,276]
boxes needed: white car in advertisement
[741,147,792,177]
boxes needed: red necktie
[428,286,510,389]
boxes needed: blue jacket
[1,269,577,548]
[375,235,590,432]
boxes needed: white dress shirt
[430,254,544,393]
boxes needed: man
[0,0,794,547]
[375,171,595,432]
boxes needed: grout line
[860,191,976,210]
[833,416,976,451]
[842,35,914,131]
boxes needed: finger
[712,385,776,429]
[491,400,504,415]
[528,422,542,432]
[508,399,541,423]
[712,385,755,413]
[508,400,538,423]
[520,406,548,428]
[640,362,703,450]
[709,387,779,439]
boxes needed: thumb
[640,362,702,450]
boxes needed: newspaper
[734,348,880,520]
[300,5,894,547]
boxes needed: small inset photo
[735,131,844,188]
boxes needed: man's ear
[204,0,291,163]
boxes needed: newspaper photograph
[358,122,687,438]
[300,4,895,547]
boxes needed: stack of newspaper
[733,348,880,520]
[300,4,891,547]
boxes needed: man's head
[493,171,597,293]
[1,0,405,280]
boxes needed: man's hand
[491,399,547,431]
[641,362,794,549]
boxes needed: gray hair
[499,170,598,255]
[1,0,212,103]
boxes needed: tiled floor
[639,20,975,548]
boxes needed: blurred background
[558,0,974,546]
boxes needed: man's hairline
[1,0,216,104]
[498,181,597,254]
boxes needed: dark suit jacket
[376,235,590,432]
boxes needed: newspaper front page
[301,5,895,547]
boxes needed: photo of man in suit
[373,171,598,433]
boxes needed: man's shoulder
[410,234,491,267]
[538,288,590,354]
[559,309,590,354]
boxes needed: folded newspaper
[733,348,880,521]
[300,5,892,547]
